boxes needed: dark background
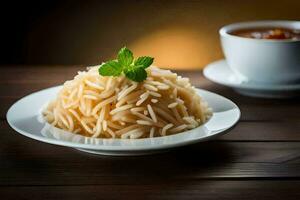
[1,0,300,69]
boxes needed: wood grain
[1,66,300,199]
[2,121,300,186]
[1,181,300,200]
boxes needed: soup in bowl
[231,27,300,40]
[220,21,300,85]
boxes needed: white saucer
[6,86,240,156]
[203,60,300,98]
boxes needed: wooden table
[1,66,300,200]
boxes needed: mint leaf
[118,47,133,67]
[98,47,154,82]
[134,56,154,69]
[125,67,147,82]
[98,60,123,76]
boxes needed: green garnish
[98,47,154,82]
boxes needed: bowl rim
[219,20,300,43]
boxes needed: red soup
[230,27,300,40]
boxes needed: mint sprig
[98,47,154,82]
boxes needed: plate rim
[6,86,241,152]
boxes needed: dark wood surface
[1,66,300,200]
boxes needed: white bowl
[220,20,300,84]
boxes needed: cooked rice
[43,66,212,138]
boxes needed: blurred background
[1,0,300,69]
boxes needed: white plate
[6,86,240,156]
[203,60,300,98]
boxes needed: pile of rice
[43,66,212,139]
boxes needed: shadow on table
[77,141,235,182]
